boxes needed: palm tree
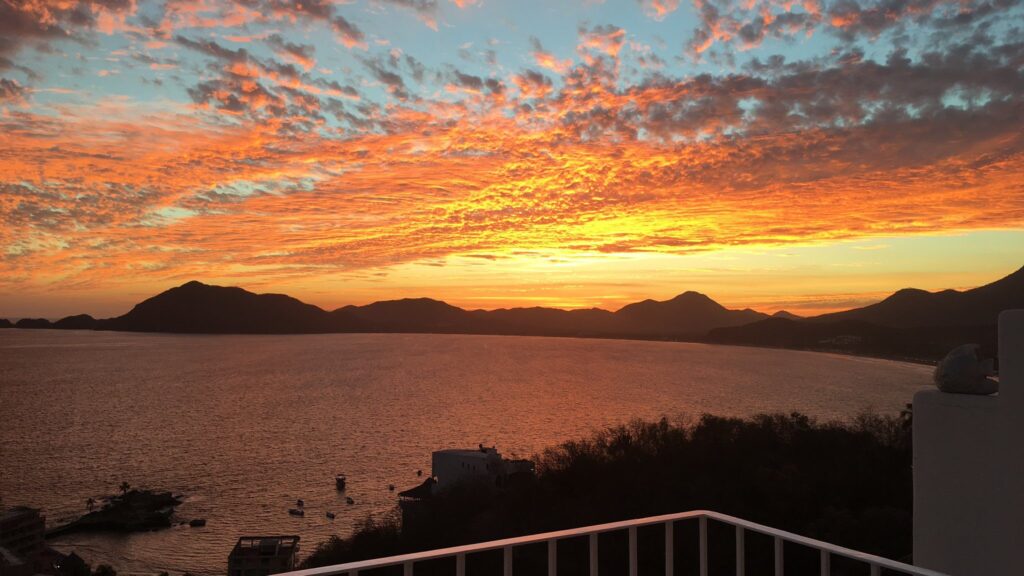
[86,497,95,512]
[119,481,130,497]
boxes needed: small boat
[335,474,347,491]
[296,499,304,507]
[416,470,423,477]
[326,512,335,520]
[345,497,355,505]
[189,518,206,527]
[288,508,304,517]
[388,484,395,491]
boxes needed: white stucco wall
[913,310,1024,576]
[431,449,502,491]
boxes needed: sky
[1,0,1023,318]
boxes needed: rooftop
[230,536,300,558]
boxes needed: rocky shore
[47,490,182,538]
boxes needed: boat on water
[345,497,355,505]
[335,474,347,490]
[296,499,304,507]
[326,512,335,519]
[288,508,304,517]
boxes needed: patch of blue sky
[140,206,198,227]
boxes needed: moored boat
[335,474,347,490]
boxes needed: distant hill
[707,266,1024,361]
[612,291,768,337]
[809,266,1024,328]
[8,265,1021,362]
[53,314,98,330]
[15,318,52,329]
[338,298,487,333]
[104,281,363,334]
[48,280,776,338]
[0,318,12,328]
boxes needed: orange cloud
[3,86,1022,301]
[3,0,1023,313]
[639,0,682,20]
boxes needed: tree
[119,482,130,496]
[57,552,91,576]
[92,564,117,576]
[86,497,95,512]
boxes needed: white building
[431,446,534,492]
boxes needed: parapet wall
[913,310,1024,576]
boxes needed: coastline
[0,326,939,366]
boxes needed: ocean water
[0,330,932,575]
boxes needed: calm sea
[0,330,931,575]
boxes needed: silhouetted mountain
[105,281,363,334]
[338,298,487,333]
[0,318,12,328]
[92,281,768,337]
[15,265,1020,359]
[473,307,618,336]
[15,318,52,329]
[613,291,768,336]
[809,266,1024,328]
[707,267,1023,361]
[54,314,99,330]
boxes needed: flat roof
[231,536,300,556]
[434,448,498,456]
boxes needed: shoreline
[0,326,939,366]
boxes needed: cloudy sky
[1,0,1022,318]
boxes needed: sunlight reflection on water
[0,330,930,575]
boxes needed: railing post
[629,526,638,576]
[503,546,513,576]
[735,526,745,576]
[589,533,598,576]
[774,537,784,576]
[548,539,557,576]
[869,563,879,576]
[456,553,465,576]
[699,516,708,576]
[665,521,674,576]
[819,550,829,576]
[403,561,413,576]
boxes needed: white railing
[284,510,946,576]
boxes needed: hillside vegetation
[304,411,914,576]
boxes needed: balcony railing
[283,510,946,576]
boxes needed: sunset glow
[2,0,1023,317]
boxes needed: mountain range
[4,266,1022,362]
